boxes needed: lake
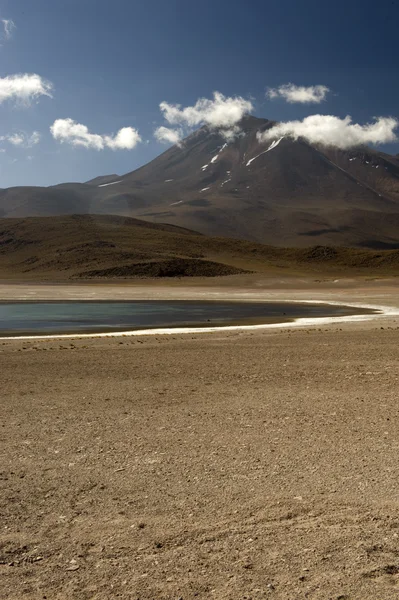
[0,300,375,337]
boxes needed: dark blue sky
[1,0,399,187]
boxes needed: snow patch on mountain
[246,137,283,166]
[210,143,228,163]
[98,180,123,188]
[268,137,283,151]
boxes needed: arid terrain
[2,215,399,282]
[1,278,399,599]
[2,2,399,599]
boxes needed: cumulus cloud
[0,130,41,148]
[154,126,183,146]
[0,73,53,105]
[257,114,399,149]
[50,118,142,150]
[267,84,330,104]
[155,91,253,145]
[104,127,142,150]
[1,18,15,41]
[160,91,253,129]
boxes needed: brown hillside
[1,214,399,280]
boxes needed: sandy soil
[1,278,399,599]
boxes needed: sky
[1,0,399,188]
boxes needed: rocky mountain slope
[1,116,399,248]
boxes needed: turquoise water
[0,300,369,336]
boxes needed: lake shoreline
[0,298,378,339]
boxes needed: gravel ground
[1,280,399,599]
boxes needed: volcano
[2,116,399,248]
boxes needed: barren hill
[1,214,399,280]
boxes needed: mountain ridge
[1,116,399,248]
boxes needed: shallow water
[0,300,374,336]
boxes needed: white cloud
[267,84,330,104]
[160,91,253,129]
[156,91,253,143]
[0,73,53,105]
[7,131,41,147]
[220,125,243,142]
[104,127,142,150]
[154,126,183,146]
[2,18,15,40]
[4,132,24,145]
[257,114,399,149]
[0,130,41,148]
[50,118,142,150]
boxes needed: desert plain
[1,275,399,600]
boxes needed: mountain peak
[1,120,399,249]
[189,115,270,141]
